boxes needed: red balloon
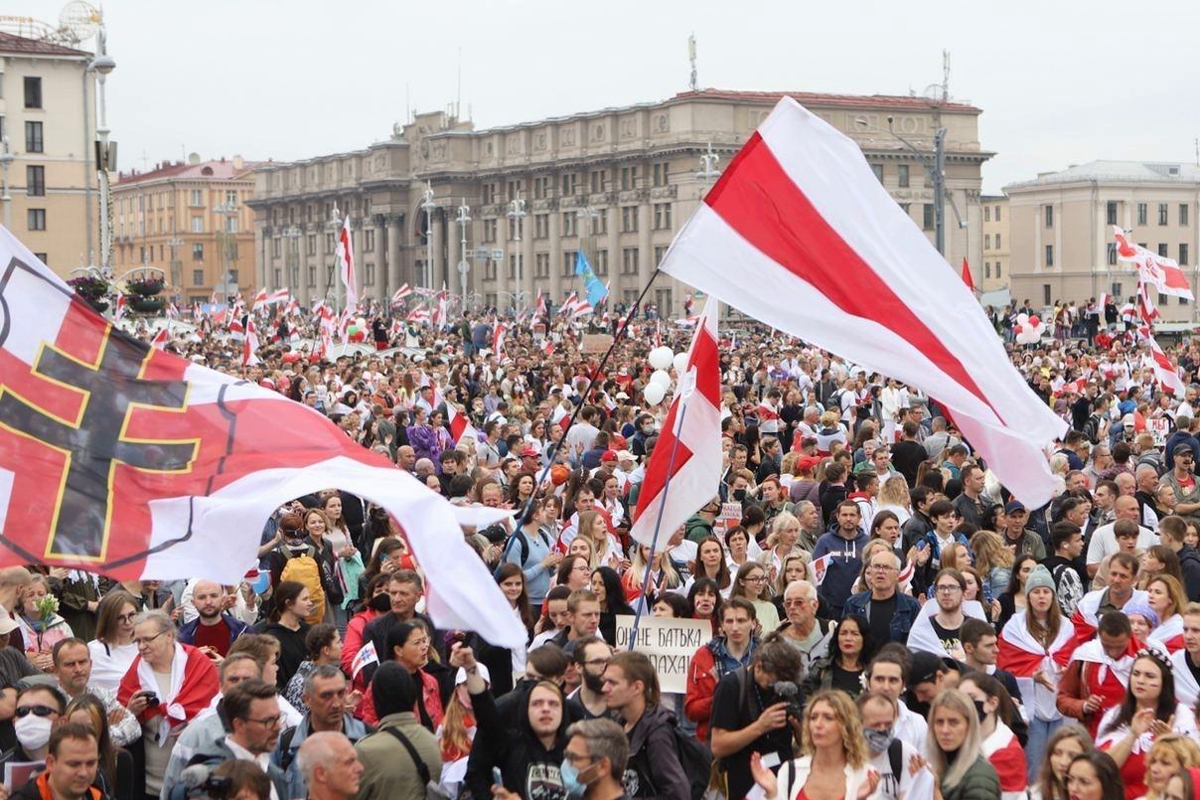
[1014,324,1025,335]
[1028,315,1041,327]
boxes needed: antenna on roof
[688,34,698,92]
[942,49,951,103]
[1195,137,1198,167]
[456,46,462,120]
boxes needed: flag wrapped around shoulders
[117,642,218,742]
[979,722,1026,800]
[0,229,526,647]
[659,97,1067,507]
[1060,588,1149,664]
[905,598,987,659]
[629,299,722,548]
[1172,647,1200,708]
[997,609,1075,721]
[1147,612,1185,653]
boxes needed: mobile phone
[492,768,503,787]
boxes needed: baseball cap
[797,455,822,472]
[1004,500,1026,514]
[601,450,618,462]
[519,446,540,459]
[1175,443,1195,456]
[0,617,18,636]
[909,652,951,687]
[615,450,636,463]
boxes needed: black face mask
[973,699,988,723]
[733,489,747,502]
[369,593,393,613]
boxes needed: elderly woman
[117,610,220,799]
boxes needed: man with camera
[709,634,804,800]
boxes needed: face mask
[369,593,393,613]
[973,699,988,723]
[862,727,894,755]
[733,489,747,502]
[560,760,588,799]
[15,715,53,751]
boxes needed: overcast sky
[20,0,1200,194]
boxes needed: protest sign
[613,614,711,693]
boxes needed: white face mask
[15,714,53,751]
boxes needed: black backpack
[628,711,713,800]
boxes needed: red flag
[1115,226,1194,300]
[0,230,526,647]
[629,299,722,547]
[658,97,1066,507]
[151,328,170,351]
[960,257,975,292]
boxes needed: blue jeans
[1026,716,1064,783]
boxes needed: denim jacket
[841,589,921,645]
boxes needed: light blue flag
[575,251,609,307]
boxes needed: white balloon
[672,352,689,375]
[642,382,666,405]
[650,369,673,388]
[648,346,675,371]
[1016,313,1029,325]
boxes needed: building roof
[116,158,261,187]
[0,31,91,58]
[671,88,981,113]
[1005,160,1200,191]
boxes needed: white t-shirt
[1085,521,1158,566]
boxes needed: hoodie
[811,527,871,615]
[464,683,570,800]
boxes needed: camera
[771,681,804,720]
[142,691,160,708]
[175,764,232,800]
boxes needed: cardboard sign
[581,333,613,354]
[1147,417,1170,448]
[613,614,712,694]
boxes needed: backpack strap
[385,726,432,785]
[277,726,299,771]
[887,739,904,785]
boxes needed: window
[994,205,1001,222]
[34,253,47,266]
[193,243,204,260]
[192,269,204,286]
[922,204,934,230]
[325,233,335,253]
[534,252,550,278]
[23,77,42,109]
[654,245,667,266]
[898,164,910,188]
[985,263,991,279]
[364,230,375,252]
[26,209,45,231]
[870,164,883,183]
[534,176,549,199]
[190,189,203,207]
[225,216,237,233]
[225,190,237,206]
[1137,203,1147,226]
[534,214,549,239]
[1159,243,1169,257]
[482,183,497,204]
[995,233,1001,248]
[24,121,43,153]
[191,216,203,233]
[273,269,281,286]
[622,247,639,274]
[561,212,577,237]
[560,173,578,196]
[996,262,1002,279]
[620,166,639,190]
[1043,284,1052,306]
[562,250,576,276]
[652,162,670,187]
[594,249,608,276]
[1045,244,1054,267]
[1159,204,1169,225]
[653,203,672,230]
[483,218,497,243]
[589,169,607,193]
[655,288,673,317]
[1044,205,1053,228]
[984,234,991,250]
[1112,282,1123,297]
[984,206,990,222]
[1182,204,1190,226]
[307,235,317,256]
[593,210,608,235]
[1107,243,1118,266]
[621,207,638,233]
[1107,201,1118,225]
[1182,243,1190,266]
[26,165,44,196]
[308,265,316,286]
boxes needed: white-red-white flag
[113,294,127,321]
[559,292,578,316]
[534,289,547,318]
[250,288,269,311]
[336,217,359,310]
[660,97,1066,506]
[0,228,526,647]
[1139,326,1186,395]
[242,318,260,367]
[266,287,290,306]
[629,299,722,547]
[391,284,412,306]
[406,306,430,326]
[434,284,449,328]
[1115,226,1194,300]
[492,322,507,360]
[569,300,593,319]
[151,327,170,350]
[1138,280,1161,324]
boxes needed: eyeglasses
[117,613,137,623]
[869,565,898,572]
[562,752,595,766]
[744,576,768,584]
[243,714,283,728]
[935,585,962,593]
[583,658,610,668]
[133,631,166,647]
[15,705,57,718]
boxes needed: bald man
[297,731,363,800]
[178,579,250,657]
[1085,495,1159,579]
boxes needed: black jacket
[625,704,690,800]
[464,683,570,800]
[1180,545,1200,602]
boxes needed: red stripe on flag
[704,132,998,420]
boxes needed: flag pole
[627,393,691,650]
[515,269,661,531]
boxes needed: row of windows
[1045,242,1192,269]
[984,261,1002,279]
[984,205,1003,222]
[117,190,240,215]
[985,233,1002,250]
[869,163,913,188]
[1103,201,1190,227]
[269,263,380,289]
[479,162,674,204]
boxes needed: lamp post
[886,117,947,255]
[0,137,13,230]
[213,201,240,303]
[89,27,116,274]
[327,204,344,313]
[456,198,471,308]
[506,191,527,309]
[420,182,436,290]
[283,225,301,300]
[696,143,722,185]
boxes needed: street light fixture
[886,117,949,255]
[456,198,471,308]
[283,225,301,300]
[88,27,116,274]
[506,191,527,309]
[420,182,437,290]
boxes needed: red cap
[797,455,822,472]
[519,446,540,459]
[601,450,618,462]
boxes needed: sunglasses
[15,705,56,718]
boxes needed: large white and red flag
[250,288,269,312]
[1137,280,1161,324]
[0,229,526,647]
[1114,226,1194,300]
[492,322,508,360]
[1139,326,1186,395]
[266,287,290,306]
[629,299,722,547]
[336,217,359,310]
[659,97,1067,506]
[391,284,412,306]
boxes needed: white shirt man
[1085,496,1158,577]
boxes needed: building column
[637,203,653,305]
[521,223,534,310]
[548,207,562,303]
[387,215,403,295]
[447,212,461,298]
[316,222,332,304]
[430,211,444,289]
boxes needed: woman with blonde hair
[1031,723,1094,800]
[928,688,1001,800]
[758,511,808,584]
[1145,573,1188,653]
[567,533,598,570]
[1144,734,1200,800]
[772,554,809,600]
[877,476,912,524]
[970,529,1015,599]
[748,689,879,800]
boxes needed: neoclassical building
[250,89,991,315]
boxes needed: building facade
[112,156,257,304]
[251,89,991,316]
[0,32,98,274]
[1005,161,1200,321]
[981,194,1009,292]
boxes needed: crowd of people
[15,297,1200,800]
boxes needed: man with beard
[567,637,615,720]
[178,580,250,658]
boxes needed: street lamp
[696,143,722,184]
[456,198,471,308]
[0,137,13,230]
[213,201,240,303]
[327,204,345,312]
[886,117,948,255]
[283,225,301,299]
[89,27,116,273]
[420,182,436,290]
[506,191,527,309]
